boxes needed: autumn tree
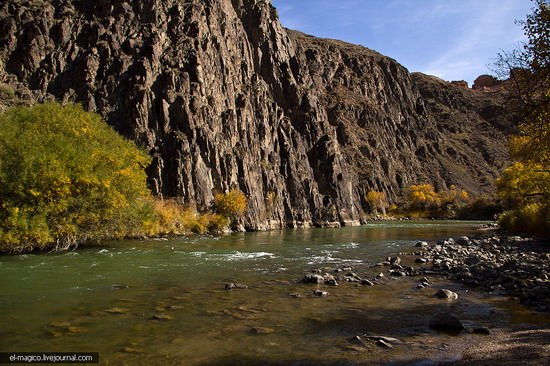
[365,191,388,215]
[493,0,550,234]
[0,103,153,252]
[493,0,550,163]
[214,189,248,219]
[405,184,440,210]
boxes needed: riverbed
[1,221,548,365]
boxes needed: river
[1,221,547,365]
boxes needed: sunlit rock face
[0,0,513,229]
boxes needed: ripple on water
[306,254,363,265]
[339,242,360,249]
[207,251,278,261]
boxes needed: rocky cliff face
[0,0,514,229]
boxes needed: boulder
[429,312,464,331]
[387,256,402,265]
[434,289,459,300]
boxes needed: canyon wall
[0,0,513,229]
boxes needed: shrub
[0,102,152,252]
[456,197,503,220]
[213,189,247,218]
[499,203,550,236]
[496,162,549,236]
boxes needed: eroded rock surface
[0,0,514,229]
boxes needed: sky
[271,0,533,86]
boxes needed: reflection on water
[0,221,546,365]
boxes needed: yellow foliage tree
[365,191,388,215]
[0,103,152,252]
[406,184,440,210]
[438,185,470,207]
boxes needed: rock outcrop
[472,74,502,90]
[0,0,514,229]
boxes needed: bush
[499,203,550,236]
[213,189,247,218]
[496,162,549,236]
[456,197,503,220]
[403,184,470,216]
[0,103,152,252]
[405,184,440,210]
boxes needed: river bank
[414,233,550,312]
[296,228,549,364]
[410,231,550,365]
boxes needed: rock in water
[313,290,329,297]
[302,273,325,284]
[434,289,459,300]
[429,313,464,331]
[150,314,174,321]
[225,283,248,290]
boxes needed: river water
[1,221,547,365]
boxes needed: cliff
[0,0,514,229]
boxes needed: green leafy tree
[0,103,152,251]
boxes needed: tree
[0,103,152,251]
[405,184,440,210]
[365,191,388,215]
[493,0,550,163]
[493,1,550,234]
[497,162,550,205]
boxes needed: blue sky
[271,0,533,85]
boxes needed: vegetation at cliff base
[214,189,248,218]
[400,184,470,218]
[365,191,388,215]
[0,103,248,253]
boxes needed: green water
[0,221,546,365]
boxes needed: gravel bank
[414,234,550,312]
